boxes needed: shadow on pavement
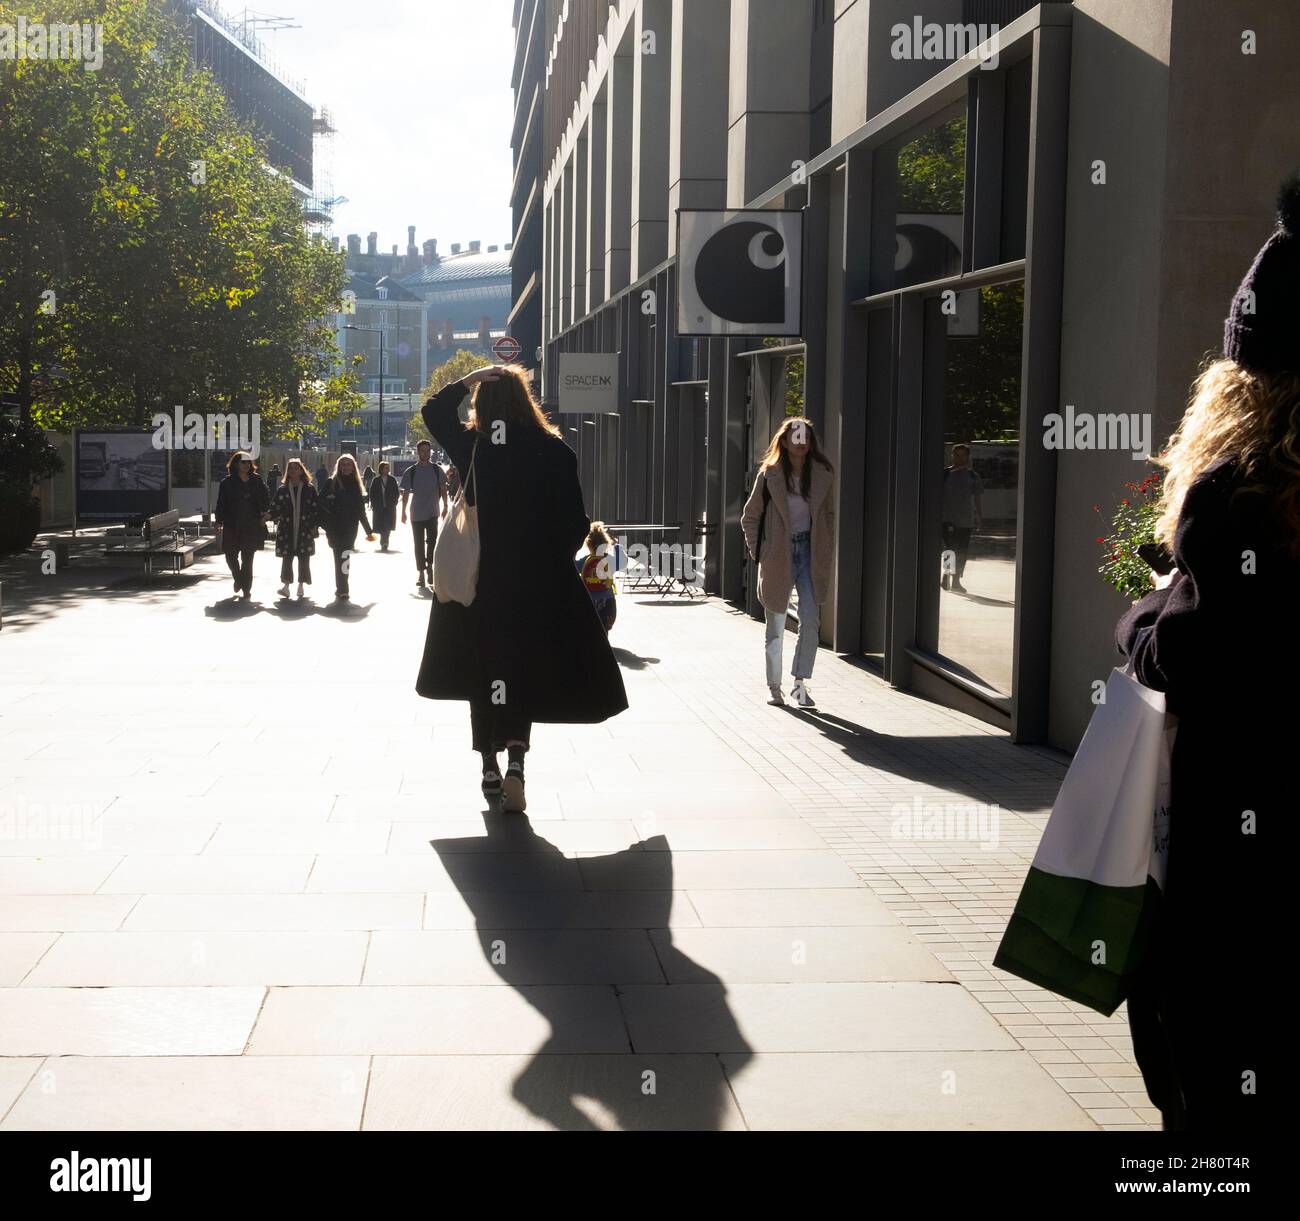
[783,707,1067,811]
[431,811,752,1130]
[611,647,660,669]
[0,535,212,634]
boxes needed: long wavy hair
[468,364,561,438]
[331,454,366,496]
[1156,357,1300,558]
[760,416,833,499]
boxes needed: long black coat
[214,473,269,551]
[368,473,399,533]
[270,481,319,558]
[415,381,628,725]
[1116,457,1291,1130]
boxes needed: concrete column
[571,135,588,321]
[830,0,965,144]
[559,157,573,331]
[727,0,814,206]
[605,38,635,296]
[668,0,730,251]
[631,0,673,278]
[586,91,608,309]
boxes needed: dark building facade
[182,0,314,191]
[512,0,1300,751]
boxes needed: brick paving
[0,533,1155,1130]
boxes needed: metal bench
[101,509,214,575]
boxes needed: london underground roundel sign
[493,335,521,362]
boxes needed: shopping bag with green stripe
[994,664,1173,1016]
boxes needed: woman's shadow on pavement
[430,813,752,1130]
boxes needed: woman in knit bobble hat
[1116,174,1300,1132]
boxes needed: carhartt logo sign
[50,1150,152,1201]
[558,354,618,412]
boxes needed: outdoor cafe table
[603,523,702,598]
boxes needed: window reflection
[932,281,1023,695]
[894,112,966,289]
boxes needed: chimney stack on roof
[406,226,417,257]
[347,233,361,256]
[330,236,340,252]
[451,243,461,254]
[422,239,437,265]
[366,232,377,256]
[488,245,498,253]
[504,241,513,250]
[469,240,481,253]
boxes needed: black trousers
[412,517,437,574]
[279,553,311,584]
[331,544,352,596]
[469,695,532,755]
[941,523,973,579]
[224,546,257,593]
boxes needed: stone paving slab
[0,536,1147,1129]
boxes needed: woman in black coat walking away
[1116,175,1300,1132]
[368,460,400,551]
[214,450,269,599]
[320,454,376,601]
[271,458,319,599]
[416,364,628,812]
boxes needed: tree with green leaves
[407,349,494,444]
[0,0,359,434]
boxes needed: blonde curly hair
[1155,357,1300,558]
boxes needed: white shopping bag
[1033,664,1173,889]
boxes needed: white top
[787,491,811,535]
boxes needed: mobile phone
[1136,541,1174,575]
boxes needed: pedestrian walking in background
[271,458,319,599]
[214,450,270,600]
[416,365,627,813]
[741,417,835,707]
[314,461,329,489]
[578,520,618,633]
[368,460,400,551]
[362,464,376,492]
[1116,175,1300,1132]
[940,443,983,592]
[400,438,448,588]
[320,454,376,602]
[267,463,283,498]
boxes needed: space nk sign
[676,209,803,337]
[558,353,619,412]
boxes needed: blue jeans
[765,532,819,687]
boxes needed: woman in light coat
[741,417,835,706]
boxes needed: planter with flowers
[1092,470,1164,602]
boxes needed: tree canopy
[0,0,361,435]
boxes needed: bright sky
[224,0,517,254]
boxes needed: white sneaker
[277,583,290,598]
[790,680,816,708]
[296,582,305,598]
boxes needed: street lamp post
[344,323,385,467]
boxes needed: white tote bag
[994,659,1176,1013]
[432,438,480,607]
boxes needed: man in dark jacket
[368,460,400,551]
[214,451,269,599]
